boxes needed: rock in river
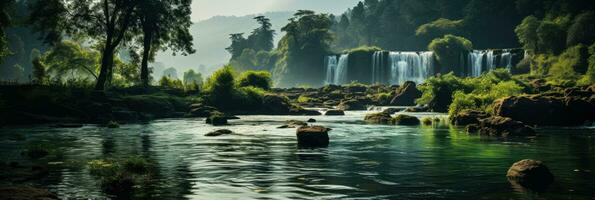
[296,126,330,147]
[473,116,535,137]
[364,112,393,124]
[325,109,345,116]
[390,81,422,106]
[507,159,554,191]
[392,114,420,125]
[205,129,233,137]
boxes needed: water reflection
[0,112,594,199]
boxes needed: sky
[192,0,361,21]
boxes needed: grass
[87,157,153,195]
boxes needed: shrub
[578,44,595,85]
[159,76,184,89]
[297,95,312,103]
[537,21,566,54]
[236,70,272,90]
[203,66,236,109]
[428,35,473,75]
[235,86,266,109]
[416,18,464,38]
[548,44,588,80]
[567,11,595,47]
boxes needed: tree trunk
[141,29,153,87]
[95,44,115,90]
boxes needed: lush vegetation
[428,35,473,75]
[417,69,525,116]
[202,66,272,111]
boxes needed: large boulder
[296,126,330,147]
[473,116,535,137]
[364,112,393,124]
[390,81,422,106]
[337,99,368,110]
[507,159,554,191]
[493,93,595,126]
[206,112,228,126]
[325,109,345,116]
[392,114,421,125]
[262,94,292,114]
[450,110,490,126]
[428,86,453,113]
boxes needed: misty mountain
[154,11,293,77]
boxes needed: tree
[515,16,540,53]
[428,34,473,75]
[236,70,272,90]
[566,11,595,47]
[135,0,195,87]
[537,21,566,54]
[226,33,248,59]
[41,40,100,81]
[30,0,138,90]
[183,69,202,86]
[247,16,275,52]
[0,0,15,63]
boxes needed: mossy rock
[206,112,228,126]
[364,112,393,124]
[391,114,420,125]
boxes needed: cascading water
[324,56,337,84]
[468,50,486,77]
[500,49,513,70]
[486,50,496,71]
[388,51,434,85]
[334,54,349,85]
[371,51,385,84]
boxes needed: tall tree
[247,16,275,52]
[226,33,248,59]
[135,0,195,87]
[29,0,138,90]
[0,0,16,63]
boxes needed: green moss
[421,117,433,125]
[297,95,312,103]
[344,46,383,54]
[392,114,421,125]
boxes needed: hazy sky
[192,0,361,21]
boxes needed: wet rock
[390,81,422,106]
[188,104,218,117]
[296,126,330,147]
[382,107,405,115]
[107,121,120,128]
[205,129,233,137]
[206,112,228,126]
[307,118,317,122]
[337,99,367,110]
[493,93,595,126]
[364,112,393,124]
[507,159,554,191]
[404,106,429,112]
[277,120,308,129]
[428,85,453,113]
[0,186,58,200]
[475,116,535,137]
[325,110,345,116]
[466,124,480,133]
[450,110,490,126]
[392,114,420,125]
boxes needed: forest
[0,0,594,199]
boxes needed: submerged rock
[296,126,330,147]
[107,121,120,128]
[474,116,535,137]
[0,186,57,200]
[450,110,490,126]
[392,114,420,125]
[325,110,345,116]
[390,81,422,106]
[188,104,218,117]
[382,107,405,115]
[205,129,233,137]
[307,118,317,123]
[364,112,393,124]
[507,159,554,192]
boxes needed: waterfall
[334,54,349,85]
[371,51,385,84]
[500,49,513,70]
[388,51,434,85]
[324,55,338,85]
[468,50,486,77]
[486,50,496,71]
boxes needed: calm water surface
[1,111,594,199]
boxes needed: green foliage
[203,66,237,109]
[416,18,464,39]
[297,95,311,104]
[158,76,184,89]
[428,35,473,75]
[549,44,589,80]
[32,57,47,84]
[566,11,595,47]
[183,69,203,87]
[537,21,567,54]
[236,70,272,90]
[345,46,382,54]
[515,16,540,52]
[579,44,595,85]
[41,40,99,83]
[418,69,523,116]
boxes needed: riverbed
[1,110,594,199]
